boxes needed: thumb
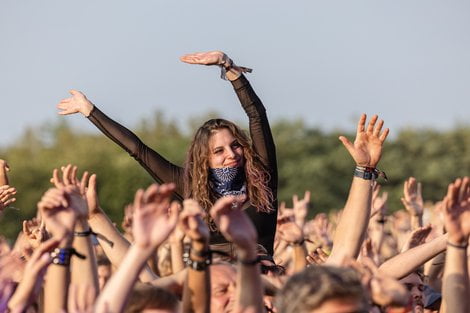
[400,197,408,207]
[338,136,354,155]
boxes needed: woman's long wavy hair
[183,119,273,214]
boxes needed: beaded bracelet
[50,247,86,266]
[183,250,212,271]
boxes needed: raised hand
[339,114,389,168]
[22,218,48,250]
[401,225,432,252]
[57,90,94,117]
[277,215,303,245]
[345,257,409,307]
[210,195,257,254]
[179,199,209,244]
[51,165,100,219]
[0,185,17,212]
[401,177,424,216]
[132,183,180,250]
[306,248,328,265]
[38,188,77,244]
[180,51,227,66]
[7,239,59,312]
[370,183,388,218]
[304,213,332,248]
[0,159,10,186]
[293,191,311,228]
[443,177,470,245]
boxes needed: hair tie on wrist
[74,228,97,237]
[219,58,253,80]
[447,241,468,249]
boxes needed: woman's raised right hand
[57,90,94,117]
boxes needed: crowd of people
[0,51,469,313]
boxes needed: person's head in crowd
[184,118,273,212]
[259,254,285,276]
[209,263,237,313]
[400,272,425,313]
[276,265,367,313]
[125,283,180,313]
[97,255,112,291]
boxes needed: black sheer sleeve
[87,106,184,200]
[231,75,278,194]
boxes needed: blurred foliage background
[1,111,469,240]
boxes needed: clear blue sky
[1,0,469,147]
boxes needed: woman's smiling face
[208,128,245,169]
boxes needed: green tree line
[1,112,469,240]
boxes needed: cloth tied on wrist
[209,167,246,197]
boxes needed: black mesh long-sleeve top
[87,75,278,255]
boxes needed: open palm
[339,114,389,168]
[180,51,226,66]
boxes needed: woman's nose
[226,148,236,158]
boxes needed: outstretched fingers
[379,127,390,143]
[366,114,378,135]
[356,113,367,134]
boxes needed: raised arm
[95,183,179,313]
[401,177,424,229]
[180,51,276,173]
[327,114,389,264]
[57,91,184,198]
[180,199,211,313]
[210,195,264,313]
[441,177,470,313]
[76,170,158,283]
[39,186,80,313]
[51,165,99,297]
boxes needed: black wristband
[74,228,96,237]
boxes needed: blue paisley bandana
[209,167,246,197]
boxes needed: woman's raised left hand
[180,51,228,66]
